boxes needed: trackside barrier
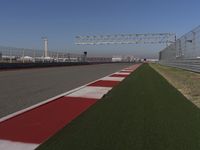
[159,25,200,73]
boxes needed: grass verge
[150,63,200,108]
[37,64,200,150]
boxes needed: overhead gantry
[75,33,176,45]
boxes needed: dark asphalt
[0,63,130,118]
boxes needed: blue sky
[0,0,200,58]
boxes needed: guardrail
[159,59,200,73]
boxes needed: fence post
[192,31,196,58]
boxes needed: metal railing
[159,26,200,72]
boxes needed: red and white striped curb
[0,64,141,150]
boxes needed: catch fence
[159,26,200,72]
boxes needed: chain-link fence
[0,46,85,63]
[159,26,200,72]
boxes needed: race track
[0,63,131,118]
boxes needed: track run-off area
[1,63,200,150]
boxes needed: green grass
[37,64,200,150]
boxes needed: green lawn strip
[37,64,200,150]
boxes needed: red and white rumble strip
[0,64,141,150]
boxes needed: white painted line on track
[0,140,38,150]
[67,86,112,99]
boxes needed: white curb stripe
[100,76,125,81]
[67,86,112,99]
[113,72,130,75]
[0,140,38,150]
[121,69,134,72]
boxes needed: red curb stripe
[110,74,129,77]
[119,71,133,73]
[0,97,97,144]
[88,80,120,87]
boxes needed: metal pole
[22,49,25,63]
[56,52,58,62]
[33,49,36,63]
[9,48,12,63]
[184,36,187,58]
[192,31,196,58]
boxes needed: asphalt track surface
[0,63,130,118]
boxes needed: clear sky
[0,0,200,58]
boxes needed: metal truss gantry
[75,33,176,45]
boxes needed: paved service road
[0,63,131,118]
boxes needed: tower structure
[42,37,48,57]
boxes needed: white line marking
[0,140,38,150]
[67,86,112,99]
